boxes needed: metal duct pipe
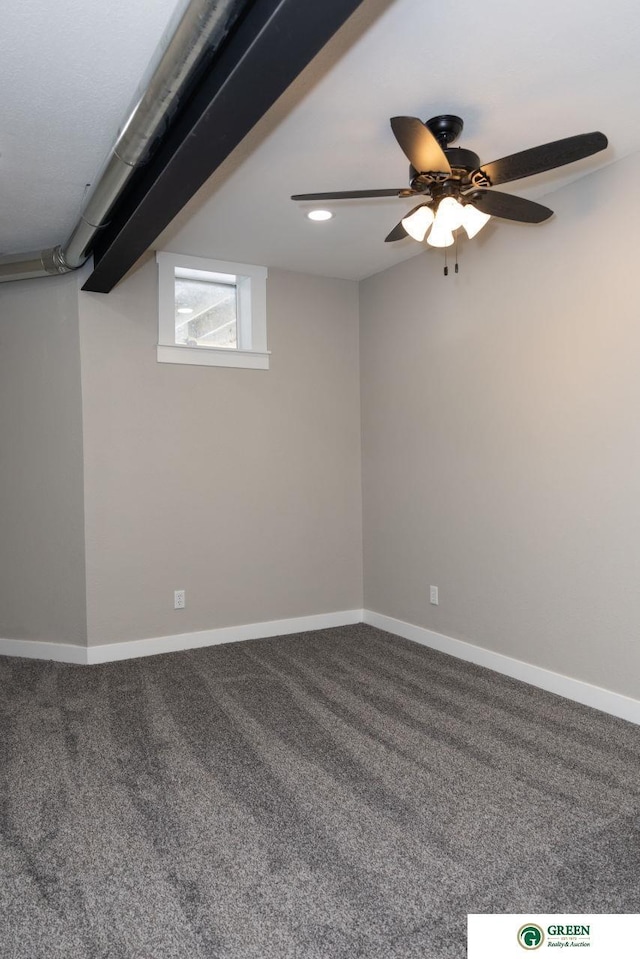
[0,0,246,284]
[0,248,69,283]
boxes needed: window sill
[157,344,270,370]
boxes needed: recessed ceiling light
[177,307,194,314]
[307,209,333,221]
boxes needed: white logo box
[468,914,640,958]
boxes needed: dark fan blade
[466,189,553,223]
[479,132,608,186]
[291,189,405,201]
[390,117,451,174]
[385,221,408,242]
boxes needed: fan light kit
[401,197,491,246]
[307,209,333,221]
[292,114,608,274]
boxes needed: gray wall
[0,272,87,645]
[4,146,640,706]
[360,152,640,700]
[79,261,363,644]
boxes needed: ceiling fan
[291,115,608,248]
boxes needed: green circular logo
[517,923,545,950]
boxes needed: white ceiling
[3,0,640,279]
[0,0,181,255]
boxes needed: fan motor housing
[444,147,481,173]
[409,146,481,194]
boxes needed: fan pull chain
[444,247,448,276]
[455,233,459,274]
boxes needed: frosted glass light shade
[434,197,465,232]
[401,205,434,241]
[461,204,491,239]
[427,223,455,248]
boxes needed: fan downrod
[426,114,464,146]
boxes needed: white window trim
[156,251,269,369]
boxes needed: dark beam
[83,0,366,293]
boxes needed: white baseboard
[0,638,88,665]
[363,610,640,726]
[87,609,363,664]
[0,610,363,666]
[2,608,638,727]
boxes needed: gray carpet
[1,624,639,958]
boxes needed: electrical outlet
[429,585,439,606]
[174,589,186,609]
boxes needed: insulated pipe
[0,0,246,283]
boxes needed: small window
[156,252,269,369]
[175,270,238,349]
